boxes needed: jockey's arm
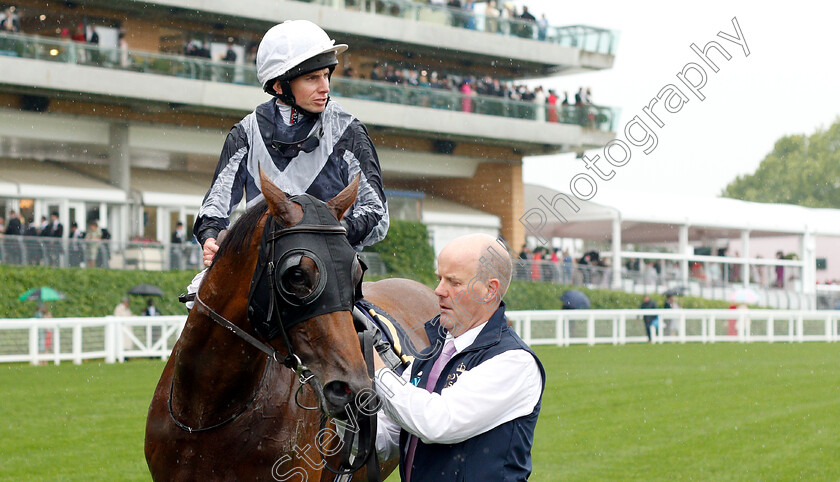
[340,120,389,248]
[194,125,249,258]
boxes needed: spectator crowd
[515,245,610,286]
[0,211,111,268]
[345,63,599,124]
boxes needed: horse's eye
[283,268,309,291]
[288,269,305,285]
[276,253,321,303]
[281,266,315,299]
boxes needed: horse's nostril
[323,381,354,410]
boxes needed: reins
[166,355,270,434]
[166,290,317,434]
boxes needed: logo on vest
[443,363,468,388]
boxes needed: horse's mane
[215,200,269,261]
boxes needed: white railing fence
[506,309,840,346]
[1,310,838,365]
[0,316,184,365]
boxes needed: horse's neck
[171,290,271,424]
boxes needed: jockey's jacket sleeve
[335,120,389,248]
[194,125,249,247]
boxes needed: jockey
[194,19,389,267]
[185,20,390,337]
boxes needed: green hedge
[0,265,195,318]
[0,266,734,320]
[366,220,436,285]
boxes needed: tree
[722,119,840,208]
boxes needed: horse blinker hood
[247,194,361,341]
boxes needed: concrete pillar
[109,205,128,248]
[741,229,750,287]
[109,122,131,192]
[121,205,130,246]
[58,202,69,238]
[611,216,621,289]
[157,207,166,244]
[679,225,689,286]
[109,122,131,245]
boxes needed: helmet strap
[275,80,297,110]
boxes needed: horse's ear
[327,174,359,221]
[259,167,303,226]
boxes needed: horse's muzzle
[323,380,355,418]
[322,379,380,419]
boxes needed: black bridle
[170,195,380,481]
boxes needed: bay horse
[145,170,438,481]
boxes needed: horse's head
[248,168,369,418]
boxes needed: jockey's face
[275,67,331,114]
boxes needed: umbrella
[729,287,759,304]
[18,286,67,302]
[127,284,165,297]
[663,286,686,297]
[561,290,591,310]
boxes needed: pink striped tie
[404,340,456,482]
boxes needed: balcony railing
[0,32,618,131]
[297,0,619,55]
[332,77,619,130]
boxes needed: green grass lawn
[2,344,839,481]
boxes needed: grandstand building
[0,0,617,267]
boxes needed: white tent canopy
[523,184,836,299]
[524,183,840,244]
[423,196,500,256]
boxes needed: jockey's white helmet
[256,20,348,94]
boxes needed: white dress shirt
[374,320,542,462]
